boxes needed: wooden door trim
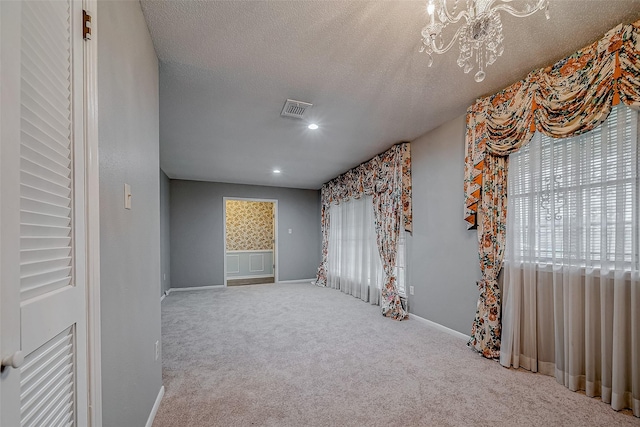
[83,0,102,425]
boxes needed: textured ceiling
[141,0,640,189]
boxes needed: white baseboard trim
[161,289,172,301]
[145,385,165,427]
[277,278,316,284]
[228,274,274,280]
[169,285,224,292]
[409,313,469,342]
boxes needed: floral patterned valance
[464,19,640,229]
[320,143,412,231]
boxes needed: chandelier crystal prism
[420,0,550,82]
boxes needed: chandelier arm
[428,25,465,54]
[439,7,470,25]
[492,1,548,18]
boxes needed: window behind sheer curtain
[507,105,639,270]
[327,195,406,304]
[502,106,640,415]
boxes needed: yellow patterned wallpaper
[225,200,274,251]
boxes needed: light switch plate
[409,286,415,295]
[124,183,132,210]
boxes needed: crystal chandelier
[420,0,550,82]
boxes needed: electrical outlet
[163,273,166,281]
[155,340,159,361]
[409,286,415,295]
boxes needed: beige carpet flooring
[153,282,639,427]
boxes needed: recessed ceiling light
[273,169,281,174]
[308,123,319,130]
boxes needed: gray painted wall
[161,169,171,295]
[407,114,481,335]
[170,180,321,288]
[98,1,162,426]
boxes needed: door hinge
[83,10,92,40]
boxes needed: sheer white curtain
[501,105,640,416]
[327,195,385,304]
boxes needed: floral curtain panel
[469,154,507,359]
[464,19,640,358]
[316,143,412,320]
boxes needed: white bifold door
[1,1,89,426]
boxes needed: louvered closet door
[0,1,88,426]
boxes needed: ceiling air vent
[281,99,312,119]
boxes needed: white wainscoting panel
[249,254,264,272]
[226,250,273,278]
[226,254,240,274]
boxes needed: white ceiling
[140,0,640,190]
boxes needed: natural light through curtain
[327,195,405,305]
[501,105,640,416]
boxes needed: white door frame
[83,0,102,425]
[222,197,278,286]
[0,3,22,425]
